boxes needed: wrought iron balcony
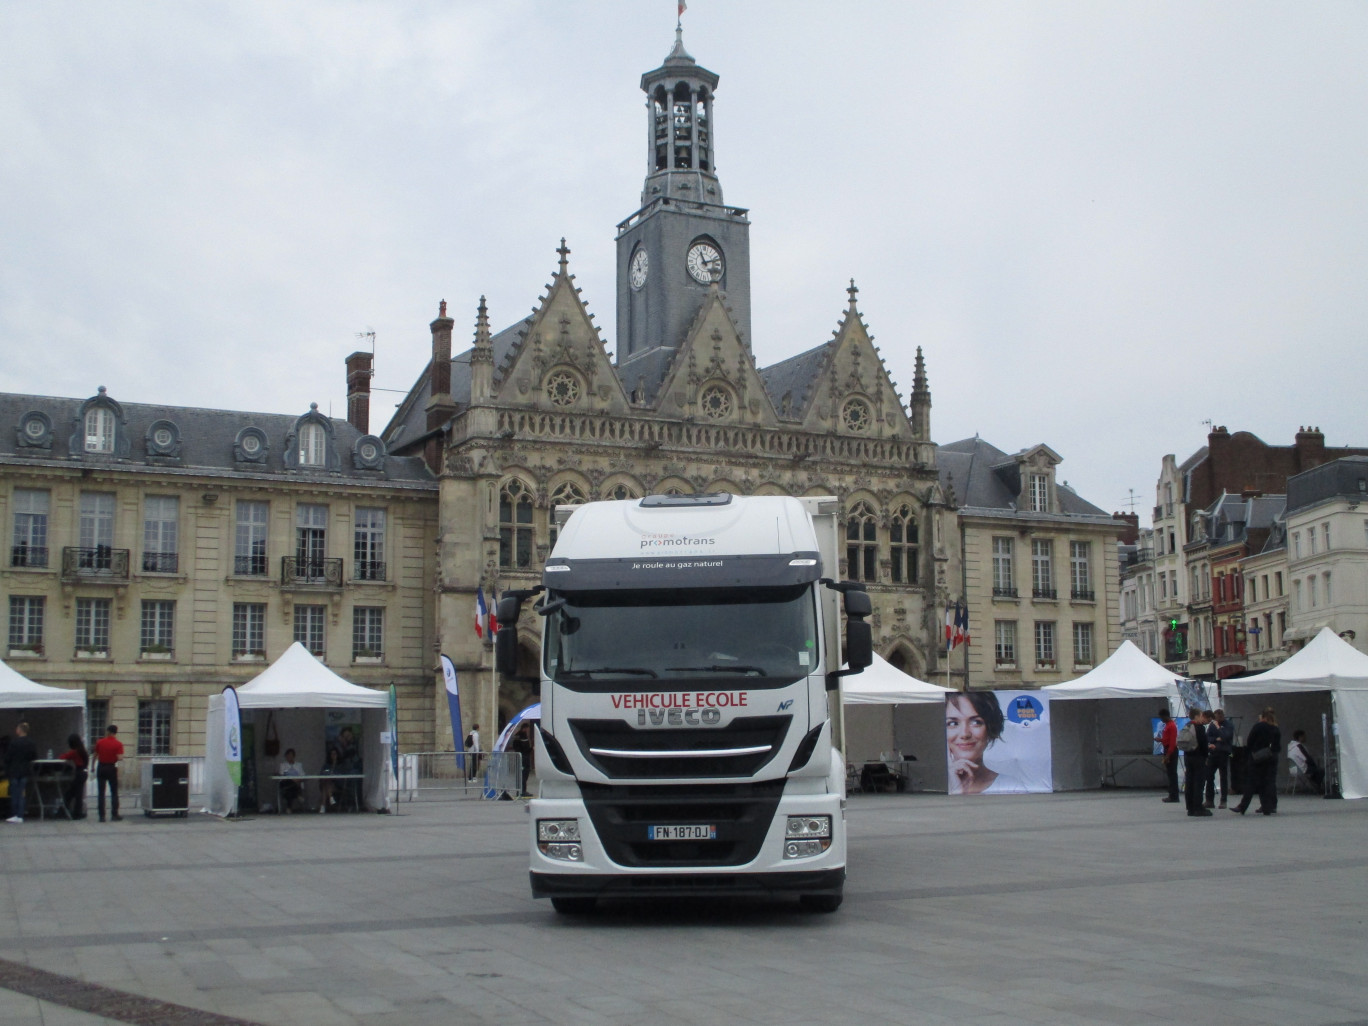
[354,560,387,582]
[142,551,179,574]
[282,556,343,588]
[992,586,1018,598]
[1071,588,1095,602]
[61,547,130,582]
[1032,586,1058,600]
[10,544,49,568]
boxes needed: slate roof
[1,390,435,489]
[758,342,829,422]
[936,436,1111,520]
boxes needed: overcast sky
[3,2,1364,517]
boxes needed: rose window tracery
[698,385,733,420]
[842,398,872,433]
[545,370,581,407]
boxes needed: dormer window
[85,407,115,453]
[1029,474,1049,513]
[299,422,326,467]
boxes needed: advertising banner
[223,685,242,789]
[946,690,1053,794]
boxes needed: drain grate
[0,956,268,1026]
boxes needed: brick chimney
[1112,512,1139,545]
[426,299,456,433]
[1294,425,1326,471]
[345,351,373,434]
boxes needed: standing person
[1204,709,1234,809]
[93,724,125,822]
[1233,707,1281,815]
[465,723,481,781]
[3,722,38,823]
[1155,708,1180,803]
[60,733,90,820]
[1185,710,1212,817]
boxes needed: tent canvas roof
[1044,640,1182,700]
[1223,627,1368,694]
[841,653,952,705]
[235,642,389,709]
[0,659,86,708]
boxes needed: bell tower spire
[616,25,752,371]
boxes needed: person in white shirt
[278,748,306,811]
[1287,730,1324,791]
[465,724,481,780]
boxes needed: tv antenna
[1122,489,1140,513]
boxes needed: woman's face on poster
[946,694,990,762]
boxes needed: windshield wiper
[664,665,768,676]
[561,667,658,678]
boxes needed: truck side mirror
[494,595,522,676]
[843,589,871,618]
[845,620,873,671]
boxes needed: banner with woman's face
[945,690,1053,794]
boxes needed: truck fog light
[540,842,583,861]
[784,815,832,858]
[538,819,581,842]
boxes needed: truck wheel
[800,893,843,913]
[550,897,597,915]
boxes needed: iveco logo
[777,699,794,711]
[637,708,722,726]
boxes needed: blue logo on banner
[1007,694,1044,724]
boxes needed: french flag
[954,602,971,648]
[475,587,489,639]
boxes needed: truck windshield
[544,584,818,690]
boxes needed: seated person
[60,733,90,819]
[1287,730,1325,791]
[278,748,307,811]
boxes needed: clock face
[686,241,723,284]
[629,249,649,290]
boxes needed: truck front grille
[568,715,791,779]
[579,781,786,868]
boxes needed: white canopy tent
[205,643,391,816]
[1044,641,1192,791]
[841,654,952,791]
[1222,627,1368,800]
[0,659,85,756]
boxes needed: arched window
[84,407,115,453]
[609,483,639,501]
[846,501,878,583]
[499,480,535,569]
[299,422,326,466]
[890,504,918,584]
[548,482,586,550]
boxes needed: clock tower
[615,27,752,374]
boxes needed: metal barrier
[83,756,207,808]
[395,751,523,801]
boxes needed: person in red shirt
[59,733,89,820]
[92,724,124,822]
[1155,708,1179,803]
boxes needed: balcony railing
[61,547,130,582]
[1032,587,1058,600]
[142,551,179,574]
[992,586,1018,599]
[1071,588,1095,602]
[354,560,387,582]
[10,544,49,568]
[282,556,343,588]
[234,554,268,577]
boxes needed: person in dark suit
[1185,710,1212,817]
[1233,707,1281,815]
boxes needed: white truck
[495,493,872,913]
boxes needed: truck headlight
[784,815,832,859]
[538,819,583,861]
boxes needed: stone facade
[938,438,1122,688]
[380,33,955,738]
[0,387,439,756]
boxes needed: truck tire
[799,892,843,913]
[550,897,597,915]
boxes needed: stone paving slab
[1,792,1366,1026]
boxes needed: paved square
[1,790,1365,1026]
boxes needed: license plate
[647,824,717,840]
